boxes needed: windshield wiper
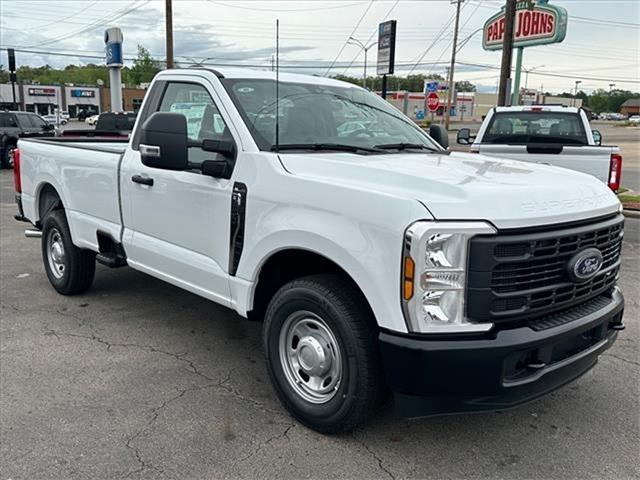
[374,142,439,152]
[271,143,386,154]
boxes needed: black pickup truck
[0,111,56,168]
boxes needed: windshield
[483,111,588,146]
[221,78,441,152]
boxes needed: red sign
[427,92,439,112]
[482,3,567,51]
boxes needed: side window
[16,114,32,129]
[29,115,47,129]
[0,114,18,128]
[158,82,230,165]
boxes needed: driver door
[121,80,234,306]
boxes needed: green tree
[125,45,161,86]
[455,80,476,92]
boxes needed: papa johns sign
[482,0,567,51]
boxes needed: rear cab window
[483,111,588,146]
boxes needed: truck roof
[160,67,363,89]
[493,105,581,113]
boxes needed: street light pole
[573,80,582,107]
[347,37,376,89]
[523,64,544,90]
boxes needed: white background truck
[13,68,625,433]
[457,105,623,191]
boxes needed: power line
[2,47,638,85]
[204,1,368,12]
[340,0,401,75]
[324,0,375,75]
[13,0,100,31]
[406,7,460,76]
[27,1,151,48]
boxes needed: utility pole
[497,0,516,106]
[444,0,463,130]
[609,83,615,93]
[165,0,174,69]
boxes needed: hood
[278,151,621,229]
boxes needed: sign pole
[511,47,523,105]
[381,75,387,99]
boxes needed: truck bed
[18,137,127,251]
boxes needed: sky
[0,0,638,94]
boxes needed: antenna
[275,18,280,153]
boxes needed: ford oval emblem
[567,248,604,283]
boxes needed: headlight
[401,221,496,333]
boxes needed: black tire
[0,147,11,169]
[41,209,95,295]
[263,274,383,433]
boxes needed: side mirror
[44,123,55,131]
[592,130,602,145]
[200,160,230,178]
[139,112,189,170]
[202,138,236,158]
[429,124,449,149]
[457,128,471,145]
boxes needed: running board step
[96,252,127,268]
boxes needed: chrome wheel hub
[47,228,66,279]
[279,312,342,404]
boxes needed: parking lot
[0,163,638,479]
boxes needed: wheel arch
[36,182,65,226]
[247,246,377,328]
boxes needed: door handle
[131,174,154,186]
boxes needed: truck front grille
[467,214,623,323]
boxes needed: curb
[622,209,640,219]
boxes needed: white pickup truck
[14,68,625,433]
[456,105,623,190]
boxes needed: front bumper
[380,287,624,418]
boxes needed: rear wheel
[41,210,95,295]
[0,146,12,169]
[263,274,383,433]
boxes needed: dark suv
[0,111,56,168]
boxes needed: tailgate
[477,144,613,183]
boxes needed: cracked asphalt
[1,169,638,479]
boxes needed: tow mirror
[457,128,472,145]
[592,130,602,145]
[139,112,189,170]
[202,138,236,158]
[429,124,449,149]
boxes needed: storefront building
[100,87,146,113]
[0,83,21,110]
[22,85,63,116]
[65,87,101,118]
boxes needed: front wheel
[41,210,96,295]
[263,274,383,433]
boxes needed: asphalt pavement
[1,169,638,479]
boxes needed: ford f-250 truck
[14,68,625,433]
[456,105,623,190]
